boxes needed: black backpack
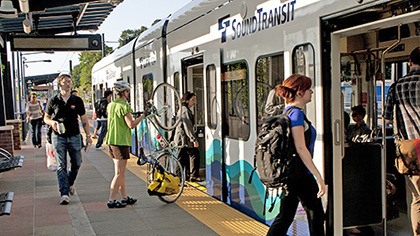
[249,107,299,214]
[95,98,108,118]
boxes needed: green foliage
[72,64,81,88]
[118,27,147,47]
[77,51,102,92]
[71,45,112,94]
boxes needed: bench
[0,148,24,173]
[0,192,14,216]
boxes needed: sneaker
[69,186,75,195]
[189,177,203,182]
[121,196,137,205]
[107,200,126,208]
[60,195,70,205]
[95,146,105,150]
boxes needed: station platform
[0,123,268,235]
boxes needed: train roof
[92,37,136,73]
[166,0,228,34]
[134,17,168,49]
[93,0,226,71]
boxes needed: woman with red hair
[267,74,326,236]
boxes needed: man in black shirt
[44,74,92,205]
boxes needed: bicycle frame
[135,104,179,162]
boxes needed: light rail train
[92,0,419,235]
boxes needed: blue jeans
[51,133,82,196]
[95,120,107,148]
[30,118,43,146]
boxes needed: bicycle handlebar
[132,101,171,119]
[132,111,144,118]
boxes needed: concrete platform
[0,125,268,236]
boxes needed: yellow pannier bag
[147,165,180,196]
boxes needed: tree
[72,64,81,88]
[71,45,112,94]
[118,27,147,47]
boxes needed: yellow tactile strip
[88,113,268,234]
[101,150,270,236]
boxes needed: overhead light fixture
[0,0,18,18]
[22,14,32,34]
[19,0,29,13]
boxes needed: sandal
[107,200,126,208]
[121,196,137,205]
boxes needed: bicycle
[133,83,184,203]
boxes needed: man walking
[95,90,113,149]
[44,74,92,205]
[384,46,420,236]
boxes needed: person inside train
[347,105,371,143]
[265,86,284,117]
[383,46,420,236]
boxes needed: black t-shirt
[46,93,86,137]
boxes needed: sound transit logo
[218,0,296,43]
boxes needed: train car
[91,39,136,100]
[92,0,419,235]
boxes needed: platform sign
[10,34,102,51]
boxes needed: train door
[326,10,418,236]
[203,49,225,200]
[181,55,207,184]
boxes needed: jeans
[267,174,325,236]
[95,120,107,148]
[51,133,82,196]
[406,175,420,236]
[30,118,43,146]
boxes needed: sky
[21,0,191,77]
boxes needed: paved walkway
[0,125,268,236]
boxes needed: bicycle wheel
[155,152,185,203]
[151,83,181,131]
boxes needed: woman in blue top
[267,74,326,236]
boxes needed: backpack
[249,107,298,214]
[95,98,108,119]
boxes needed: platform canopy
[0,0,123,35]
[25,73,60,86]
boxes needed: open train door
[180,55,207,185]
[324,6,419,236]
[201,48,226,201]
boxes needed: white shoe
[95,146,105,150]
[69,186,75,195]
[60,195,70,205]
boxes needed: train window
[255,54,285,132]
[292,44,315,79]
[173,72,180,96]
[142,74,153,109]
[222,61,250,140]
[206,65,217,129]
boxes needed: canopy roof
[0,0,123,35]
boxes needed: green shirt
[105,98,133,146]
